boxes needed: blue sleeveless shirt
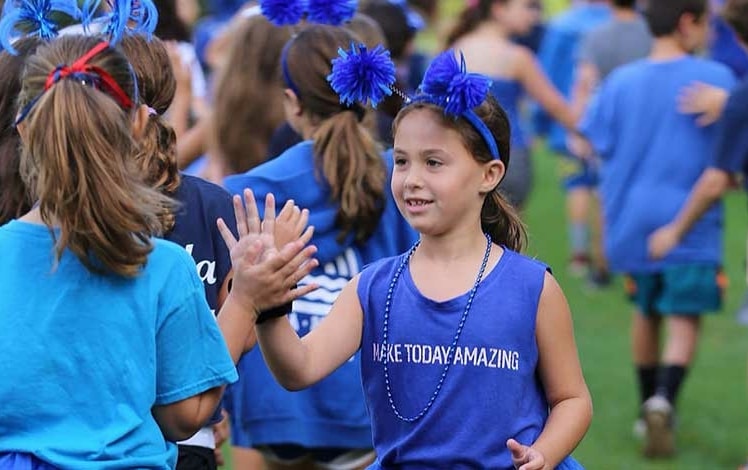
[490,79,526,150]
[357,248,584,469]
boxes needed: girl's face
[493,0,540,37]
[392,108,498,237]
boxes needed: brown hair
[723,0,748,44]
[19,35,172,277]
[446,0,501,47]
[392,96,526,252]
[211,15,292,174]
[284,25,386,244]
[0,37,42,225]
[644,0,707,37]
[119,34,181,233]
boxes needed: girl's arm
[515,48,578,132]
[255,275,364,391]
[509,272,593,470]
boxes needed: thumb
[506,439,527,459]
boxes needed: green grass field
[220,145,748,469]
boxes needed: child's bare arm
[512,272,592,469]
[516,48,578,133]
[256,276,364,391]
[678,82,729,127]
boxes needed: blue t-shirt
[223,141,418,448]
[0,221,237,469]
[580,56,736,273]
[357,249,581,469]
[535,3,610,152]
[712,77,748,184]
[167,174,236,315]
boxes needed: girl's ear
[480,159,505,194]
[283,88,303,117]
[16,120,27,145]
[131,104,150,139]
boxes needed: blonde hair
[119,34,181,233]
[19,35,174,277]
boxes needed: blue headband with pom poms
[260,0,357,26]
[327,44,501,160]
[416,49,500,160]
[0,0,81,54]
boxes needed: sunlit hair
[211,15,292,174]
[284,24,387,244]
[18,35,174,277]
[392,97,527,251]
[0,36,41,225]
[446,0,505,46]
[119,34,181,233]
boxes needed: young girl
[446,0,580,210]
[235,48,593,469]
[118,32,238,470]
[0,34,316,469]
[222,24,418,470]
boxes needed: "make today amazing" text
[372,343,520,371]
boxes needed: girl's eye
[394,158,407,166]
[426,159,442,167]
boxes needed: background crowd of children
[1,0,748,468]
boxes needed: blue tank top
[357,248,582,469]
[490,78,526,150]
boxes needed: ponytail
[482,188,526,252]
[313,109,386,244]
[19,36,174,277]
[134,113,181,233]
[446,0,496,47]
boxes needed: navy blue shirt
[166,174,236,315]
[712,77,748,186]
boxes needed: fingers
[216,217,237,251]
[232,195,248,240]
[262,192,277,237]
[243,189,261,235]
[506,439,526,460]
[277,198,296,223]
[295,208,310,238]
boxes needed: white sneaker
[642,395,675,458]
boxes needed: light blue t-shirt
[0,220,238,469]
[580,56,736,273]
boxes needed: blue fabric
[168,174,236,316]
[712,77,748,186]
[710,16,748,79]
[358,249,581,469]
[182,155,207,177]
[167,174,237,428]
[223,141,418,449]
[0,221,237,469]
[0,453,57,470]
[535,3,611,152]
[579,57,736,273]
[490,78,527,149]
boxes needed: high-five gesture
[217,189,318,317]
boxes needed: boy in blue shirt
[648,0,748,318]
[579,0,736,459]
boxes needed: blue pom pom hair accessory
[327,42,397,109]
[0,0,81,54]
[260,0,357,26]
[417,49,500,160]
[79,0,159,44]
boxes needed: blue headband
[416,50,500,160]
[281,37,302,98]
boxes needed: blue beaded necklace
[382,233,493,422]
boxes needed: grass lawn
[220,145,748,469]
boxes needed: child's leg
[657,315,701,404]
[631,312,661,405]
[231,446,266,470]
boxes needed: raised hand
[275,199,310,250]
[217,189,318,316]
[507,439,546,470]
